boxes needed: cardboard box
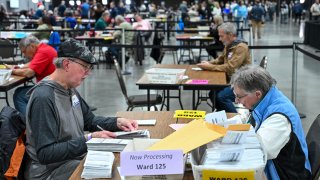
[121,139,185,180]
[145,68,186,84]
[190,143,267,180]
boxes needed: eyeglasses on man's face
[68,58,93,71]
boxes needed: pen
[97,125,105,131]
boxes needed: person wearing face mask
[231,65,311,179]
[197,22,251,113]
[24,39,138,180]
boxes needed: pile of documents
[115,129,150,139]
[87,138,131,152]
[191,128,266,179]
[81,150,114,179]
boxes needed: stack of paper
[81,150,114,179]
[115,129,150,139]
[87,138,131,152]
[200,131,265,169]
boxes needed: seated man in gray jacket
[24,38,138,179]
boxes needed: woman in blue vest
[231,65,311,179]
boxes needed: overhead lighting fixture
[76,0,81,5]
[102,0,108,5]
[300,0,305,3]
[45,0,51,2]
[69,1,75,6]
[32,0,39,3]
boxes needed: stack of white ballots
[81,150,114,179]
[201,128,265,170]
[115,129,150,139]
[86,130,150,152]
[87,138,131,152]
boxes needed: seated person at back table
[24,38,138,179]
[197,22,251,113]
[5,35,56,117]
[231,65,311,179]
[94,10,111,30]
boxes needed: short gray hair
[19,35,40,49]
[218,22,237,35]
[230,65,276,95]
[53,57,65,68]
[115,15,125,23]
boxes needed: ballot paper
[86,138,131,152]
[115,129,150,139]
[81,150,114,179]
[221,131,248,144]
[205,110,228,125]
[136,119,156,126]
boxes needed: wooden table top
[182,65,228,90]
[136,64,227,90]
[176,33,213,41]
[70,111,237,180]
[0,75,32,91]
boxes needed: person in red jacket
[5,35,56,117]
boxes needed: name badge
[72,95,80,107]
[120,150,184,176]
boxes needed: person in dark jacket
[206,15,224,59]
[24,39,138,180]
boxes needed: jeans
[13,85,33,117]
[209,86,237,113]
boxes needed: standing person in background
[58,0,66,17]
[0,4,9,30]
[4,36,56,117]
[293,1,303,23]
[197,23,251,113]
[80,0,90,19]
[231,65,311,179]
[93,2,105,22]
[310,0,320,20]
[179,1,189,22]
[250,0,265,39]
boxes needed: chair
[0,39,23,64]
[306,114,320,180]
[259,56,268,69]
[113,59,163,111]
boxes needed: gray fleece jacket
[25,79,120,179]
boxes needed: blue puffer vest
[252,86,311,180]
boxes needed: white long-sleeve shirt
[255,114,291,160]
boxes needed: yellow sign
[202,170,254,180]
[174,110,206,119]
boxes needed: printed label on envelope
[202,170,254,180]
[186,79,209,84]
[120,150,184,176]
[174,110,206,119]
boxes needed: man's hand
[196,61,211,69]
[92,131,116,138]
[117,118,138,131]
[4,64,15,69]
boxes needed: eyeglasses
[234,93,249,101]
[68,59,93,71]
[20,44,30,54]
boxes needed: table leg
[5,91,10,106]
[147,89,150,111]
[166,89,170,110]
[192,90,196,110]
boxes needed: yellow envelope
[147,119,226,154]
